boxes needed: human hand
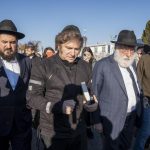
[93,123,103,133]
[62,100,76,115]
[83,95,98,112]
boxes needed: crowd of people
[0,18,150,150]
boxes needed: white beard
[114,49,136,68]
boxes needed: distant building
[88,43,115,60]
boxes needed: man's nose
[70,49,75,56]
[125,49,134,57]
[6,42,11,48]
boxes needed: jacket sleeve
[26,59,48,112]
[137,58,144,86]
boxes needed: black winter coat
[27,54,93,138]
[0,53,32,136]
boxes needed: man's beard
[114,49,136,68]
[0,49,16,61]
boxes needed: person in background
[136,46,144,64]
[92,30,142,150]
[43,47,55,59]
[134,45,150,150]
[137,46,144,59]
[0,19,32,150]
[82,47,94,63]
[82,47,95,138]
[25,41,42,150]
[135,40,144,66]
[82,47,96,69]
[27,25,101,150]
[24,42,39,59]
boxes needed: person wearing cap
[92,30,142,150]
[0,19,32,150]
[27,25,101,150]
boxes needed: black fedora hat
[0,19,25,39]
[111,30,137,47]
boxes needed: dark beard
[0,49,16,61]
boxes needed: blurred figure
[25,41,42,150]
[0,19,32,150]
[82,47,94,64]
[43,47,55,59]
[135,44,150,66]
[136,46,144,64]
[82,47,95,138]
[82,47,96,69]
[135,40,144,65]
[143,44,150,54]
[24,42,39,59]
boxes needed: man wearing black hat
[0,19,32,150]
[92,30,142,150]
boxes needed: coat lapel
[14,54,25,90]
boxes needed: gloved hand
[83,95,98,112]
[93,123,103,133]
[62,99,76,115]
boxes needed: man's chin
[67,59,75,63]
[1,54,15,61]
